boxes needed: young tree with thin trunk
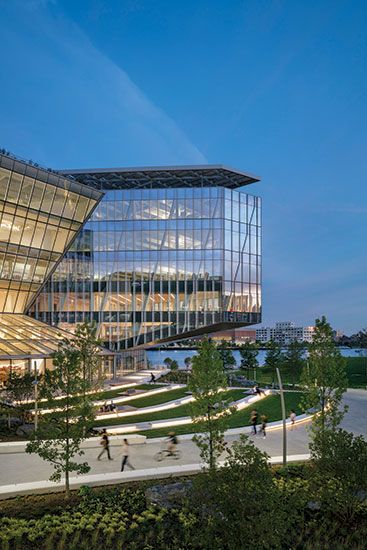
[26,341,95,499]
[72,321,102,397]
[301,316,348,433]
[264,341,284,385]
[184,356,192,371]
[239,342,259,378]
[283,341,305,388]
[217,340,236,371]
[189,339,234,469]
[169,360,179,371]
[163,357,172,368]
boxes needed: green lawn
[243,356,367,389]
[135,391,305,438]
[94,388,250,428]
[116,387,189,409]
[345,356,367,388]
[36,383,165,410]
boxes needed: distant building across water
[214,321,315,345]
[255,321,315,344]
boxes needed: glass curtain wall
[0,154,100,312]
[31,186,261,350]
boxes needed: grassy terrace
[94,388,249,428]
[243,357,367,388]
[36,383,165,410]
[135,391,305,438]
[345,356,367,388]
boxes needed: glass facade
[0,152,105,383]
[31,185,261,350]
[0,154,101,313]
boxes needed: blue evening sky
[1,0,366,334]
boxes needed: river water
[147,348,366,368]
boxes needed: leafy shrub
[77,485,146,516]
[310,428,367,491]
[273,462,311,480]
[187,435,301,549]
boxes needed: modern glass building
[29,166,262,365]
[0,153,261,378]
[0,152,103,381]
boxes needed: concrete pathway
[0,389,365,494]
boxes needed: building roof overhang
[61,164,260,191]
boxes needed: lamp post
[276,367,287,467]
[33,360,39,434]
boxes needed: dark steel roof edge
[61,164,261,183]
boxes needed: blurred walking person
[260,414,268,438]
[290,409,297,430]
[97,429,113,461]
[121,438,135,471]
[250,409,258,435]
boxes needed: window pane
[41,186,55,212]
[6,172,23,203]
[51,188,67,217]
[0,168,10,200]
[0,213,13,242]
[29,181,45,210]
[18,176,34,208]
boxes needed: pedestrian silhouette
[97,429,113,461]
[250,409,258,435]
[260,414,268,438]
[121,438,135,471]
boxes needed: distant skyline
[1,0,366,334]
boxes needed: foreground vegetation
[0,430,366,549]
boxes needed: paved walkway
[0,389,365,490]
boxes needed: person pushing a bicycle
[167,431,178,456]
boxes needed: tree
[239,342,259,378]
[217,340,236,370]
[188,435,295,549]
[301,316,348,433]
[184,356,192,371]
[189,339,234,469]
[163,357,172,368]
[357,328,367,348]
[5,372,34,423]
[309,428,367,516]
[310,428,367,492]
[283,341,305,388]
[264,341,284,384]
[26,340,95,499]
[170,360,179,371]
[72,321,102,395]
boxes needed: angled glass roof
[0,314,67,359]
[0,314,113,360]
[62,165,260,190]
[0,153,104,313]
